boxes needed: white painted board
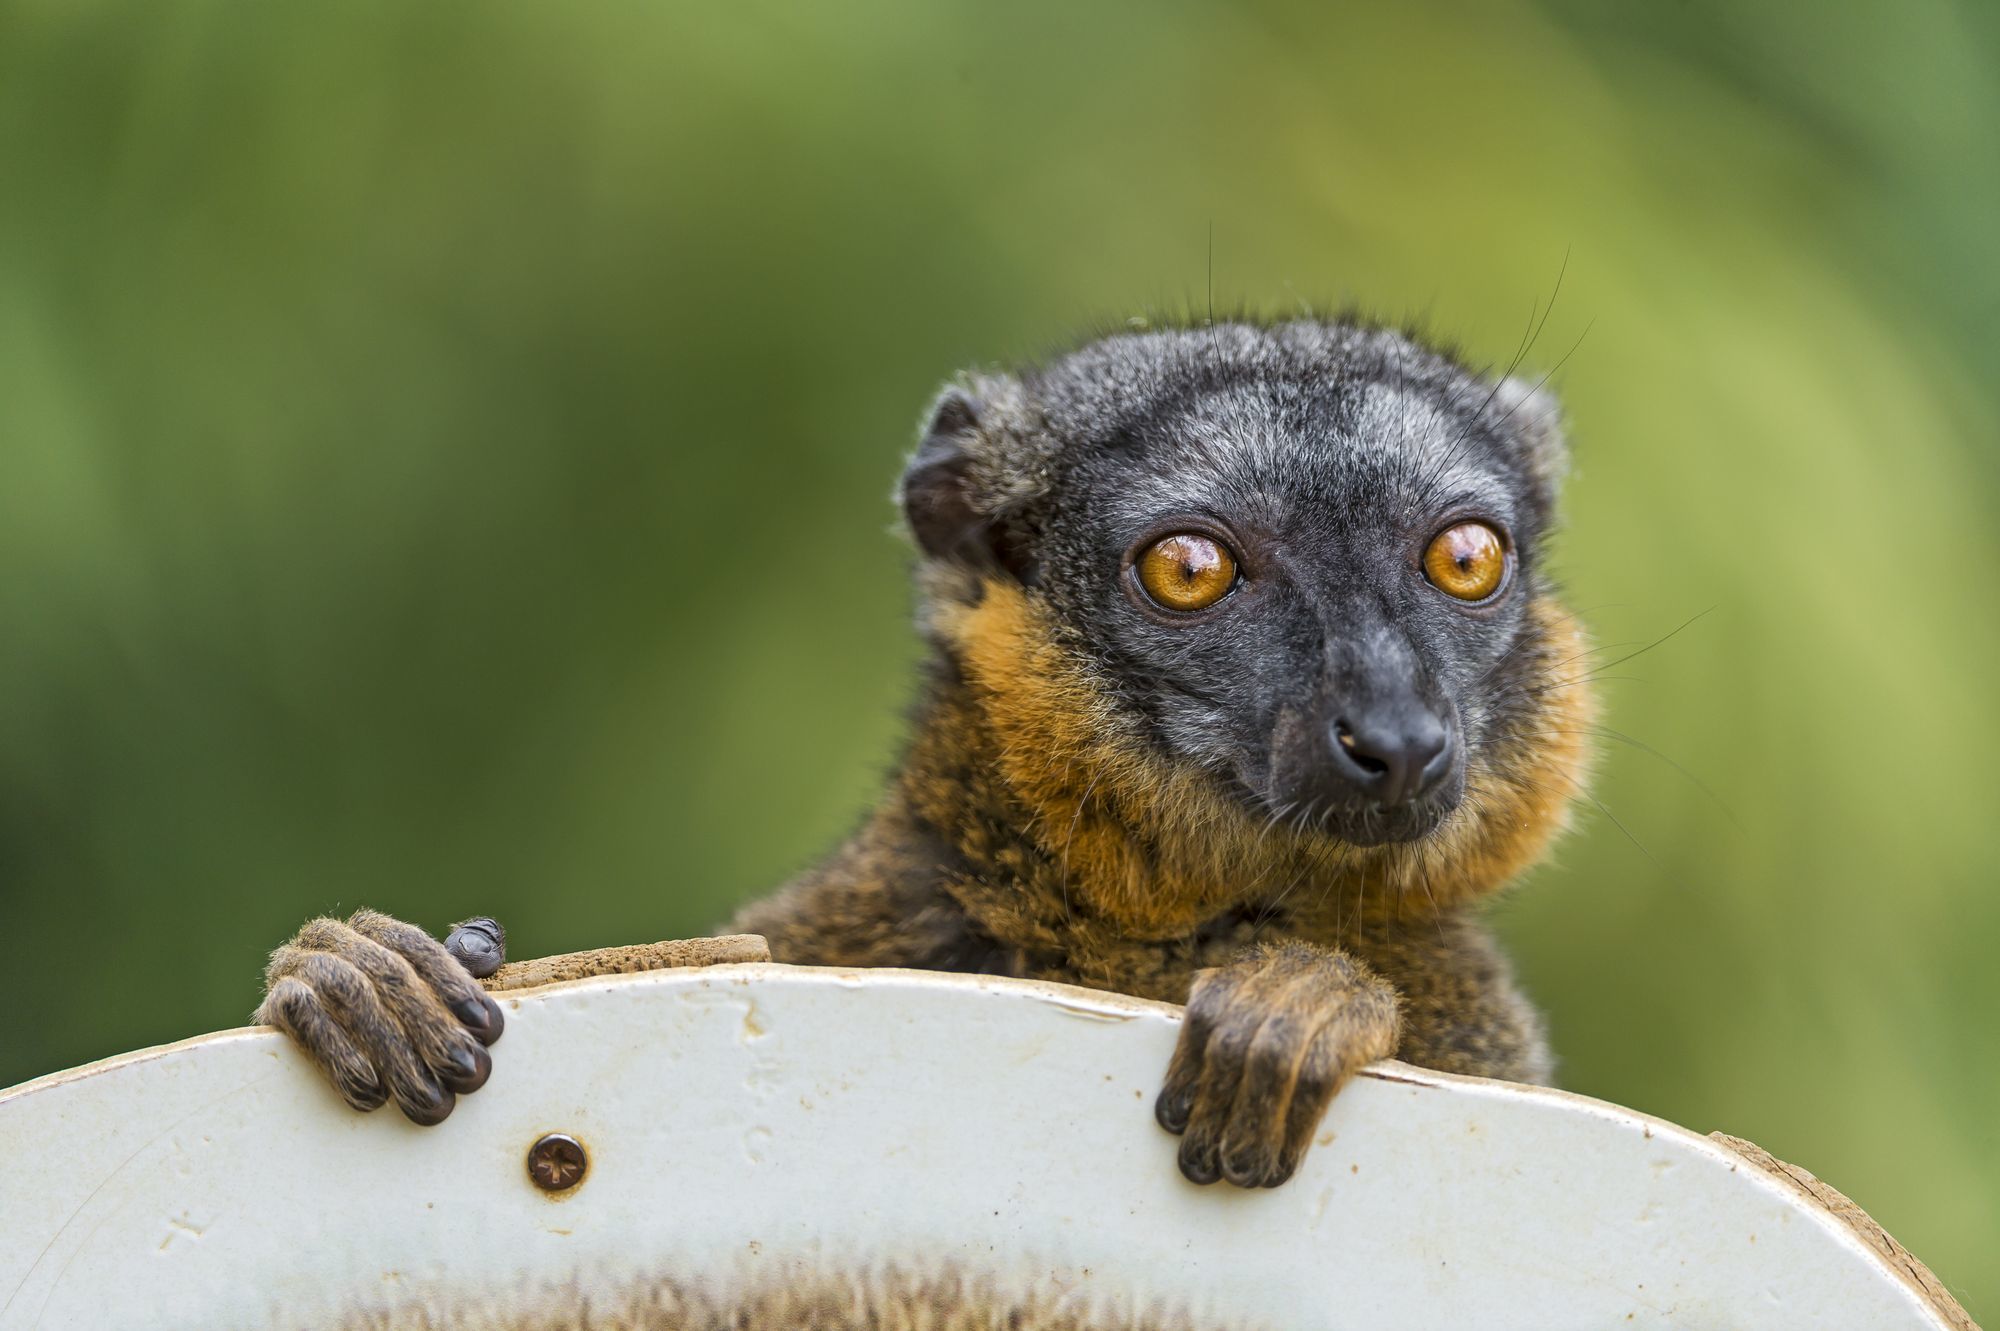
[0,965,1962,1329]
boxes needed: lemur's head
[902,320,1589,903]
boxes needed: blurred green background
[2,0,1994,1314]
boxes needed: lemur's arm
[1154,941,1400,1188]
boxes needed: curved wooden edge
[480,934,771,991]
[1711,1133,1979,1331]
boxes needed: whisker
[1584,792,1658,868]
[1579,606,1714,677]
[1591,724,1741,829]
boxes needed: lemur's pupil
[1424,521,1508,602]
[1137,533,1236,612]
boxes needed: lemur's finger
[1270,1033,1349,1187]
[351,909,504,1044]
[286,949,458,1125]
[1272,985,1398,1185]
[1174,985,1265,1186]
[1155,970,1221,1134]
[1154,1036,1204,1135]
[259,975,387,1112]
[1216,1008,1316,1189]
[443,916,506,980]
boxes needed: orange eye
[1423,522,1509,602]
[1135,533,1238,612]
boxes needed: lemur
[259,317,1593,1190]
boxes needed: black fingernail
[1178,1144,1221,1186]
[479,994,505,1045]
[399,1085,457,1127]
[440,1044,492,1094]
[343,1079,388,1112]
[1222,1151,1264,1188]
[1155,1090,1190,1133]
[452,997,493,1033]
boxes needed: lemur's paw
[1154,941,1400,1188]
[257,909,506,1125]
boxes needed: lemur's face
[904,322,1569,849]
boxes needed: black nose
[1330,711,1453,807]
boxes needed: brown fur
[339,1266,1222,1331]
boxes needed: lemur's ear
[1492,376,1569,500]
[901,382,1034,578]
[902,386,989,563]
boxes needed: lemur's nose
[1330,711,1453,807]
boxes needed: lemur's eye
[1135,533,1238,612]
[1423,522,1509,602]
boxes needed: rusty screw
[526,1133,588,1192]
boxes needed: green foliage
[1,0,1993,1313]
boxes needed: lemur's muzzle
[1270,616,1465,842]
